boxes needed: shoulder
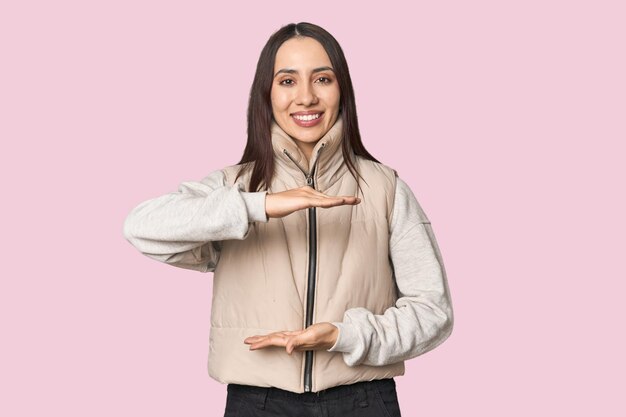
[354,156,399,222]
[355,156,399,182]
[219,162,255,189]
[196,169,227,188]
[354,156,399,199]
[190,161,252,189]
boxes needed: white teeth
[293,113,321,121]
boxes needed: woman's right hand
[265,186,361,219]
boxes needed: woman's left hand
[244,322,339,354]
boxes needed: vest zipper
[282,144,325,393]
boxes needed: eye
[279,79,294,86]
[317,76,332,84]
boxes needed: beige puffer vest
[208,114,403,393]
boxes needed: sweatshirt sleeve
[123,169,269,273]
[326,176,454,367]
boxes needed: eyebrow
[274,66,335,78]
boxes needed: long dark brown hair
[235,22,381,192]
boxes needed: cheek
[332,87,341,106]
[271,90,291,110]
[319,87,341,107]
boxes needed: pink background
[2,1,624,415]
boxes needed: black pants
[224,377,401,417]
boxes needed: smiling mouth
[292,112,323,121]
[290,112,325,127]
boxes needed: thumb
[286,337,300,355]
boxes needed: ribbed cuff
[327,321,360,353]
[241,191,269,223]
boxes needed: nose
[295,82,318,106]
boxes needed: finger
[249,338,273,350]
[244,334,271,344]
[312,196,360,208]
[306,188,358,201]
[323,195,361,204]
[302,187,357,202]
[250,334,287,350]
[315,196,346,206]
[249,340,272,350]
[246,328,301,343]
[339,195,361,202]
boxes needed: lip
[291,111,324,127]
[291,110,324,116]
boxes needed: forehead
[274,37,332,72]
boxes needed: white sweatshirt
[123,169,454,368]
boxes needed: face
[270,36,341,159]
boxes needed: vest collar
[270,113,354,192]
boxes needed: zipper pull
[306,143,325,188]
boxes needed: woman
[123,22,454,417]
